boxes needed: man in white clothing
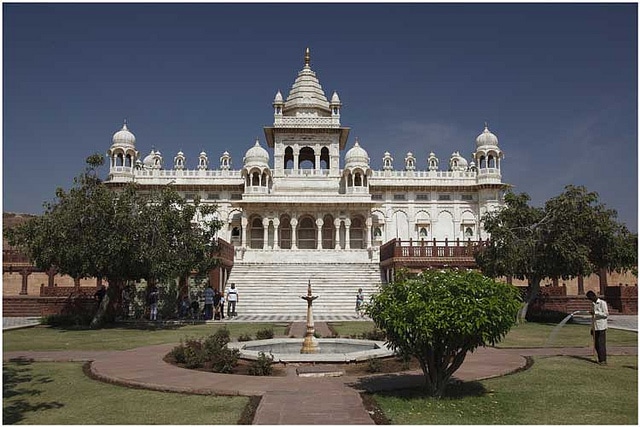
[226,283,238,317]
[586,290,609,364]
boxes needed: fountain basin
[228,338,395,363]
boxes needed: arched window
[299,147,315,170]
[250,217,263,249]
[297,217,316,249]
[350,217,365,249]
[284,147,294,169]
[354,173,362,186]
[320,147,330,170]
[419,227,428,238]
[115,153,124,167]
[488,155,496,168]
[322,214,334,249]
[465,227,474,237]
[279,217,292,249]
[251,172,260,186]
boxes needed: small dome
[449,151,469,171]
[274,91,283,103]
[143,149,156,167]
[244,139,269,166]
[345,139,370,167]
[331,91,341,104]
[112,122,136,146]
[476,124,499,148]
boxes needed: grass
[371,355,638,424]
[328,320,638,348]
[328,321,378,337]
[3,361,249,424]
[3,322,289,352]
[497,322,638,348]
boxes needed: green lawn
[328,320,638,348]
[3,322,288,352]
[372,355,638,424]
[3,361,249,424]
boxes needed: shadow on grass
[3,360,64,424]
[44,321,194,332]
[351,371,486,399]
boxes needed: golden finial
[304,47,310,67]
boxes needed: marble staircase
[227,261,382,317]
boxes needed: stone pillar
[334,219,341,250]
[315,154,321,171]
[273,218,280,250]
[19,269,31,295]
[365,216,373,250]
[316,218,323,250]
[47,267,56,287]
[294,153,300,171]
[291,218,298,250]
[345,219,351,250]
[241,216,248,249]
[262,218,270,250]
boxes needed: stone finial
[304,47,310,67]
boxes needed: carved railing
[379,238,489,264]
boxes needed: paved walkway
[3,317,637,424]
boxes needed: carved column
[345,218,352,250]
[262,218,270,250]
[241,216,248,249]
[291,218,298,250]
[365,216,373,250]
[19,269,30,295]
[316,218,324,250]
[334,219,341,250]
[272,218,280,250]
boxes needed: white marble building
[105,49,508,315]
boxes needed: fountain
[227,281,394,363]
[300,281,319,354]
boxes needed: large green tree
[476,186,637,320]
[7,155,223,325]
[365,269,521,398]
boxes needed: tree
[476,186,637,321]
[7,154,223,326]
[365,269,521,398]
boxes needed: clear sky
[3,3,638,231]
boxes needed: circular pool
[228,338,395,363]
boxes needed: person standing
[226,283,238,317]
[148,285,159,321]
[355,288,365,317]
[586,290,609,365]
[213,289,222,320]
[203,285,214,320]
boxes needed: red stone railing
[380,238,489,264]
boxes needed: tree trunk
[90,279,123,328]
[518,277,542,322]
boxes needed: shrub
[182,339,205,369]
[42,313,92,328]
[255,328,274,340]
[366,358,382,373]
[207,347,240,373]
[248,352,275,376]
[237,333,253,342]
[313,331,321,338]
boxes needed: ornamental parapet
[274,116,341,128]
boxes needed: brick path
[3,320,637,424]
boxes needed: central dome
[283,48,330,114]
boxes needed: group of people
[177,283,239,321]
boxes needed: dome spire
[304,47,310,67]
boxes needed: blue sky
[3,3,638,231]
